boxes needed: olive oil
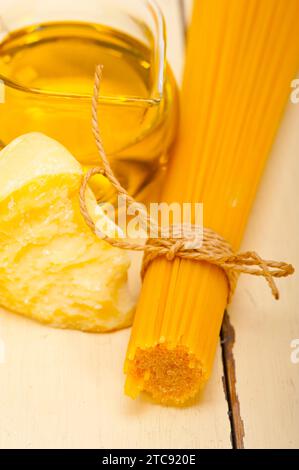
[0,22,178,201]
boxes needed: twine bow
[79,65,294,303]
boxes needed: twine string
[79,65,295,303]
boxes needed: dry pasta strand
[124,0,299,405]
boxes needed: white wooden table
[0,0,298,449]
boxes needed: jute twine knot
[79,66,294,303]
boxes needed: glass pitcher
[0,0,178,201]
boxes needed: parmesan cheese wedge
[0,133,135,332]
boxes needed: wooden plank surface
[0,311,231,449]
[227,96,299,449]
[181,0,193,25]
[0,0,232,449]
[181,0,299,448]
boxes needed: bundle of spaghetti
[124,0,299,405]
